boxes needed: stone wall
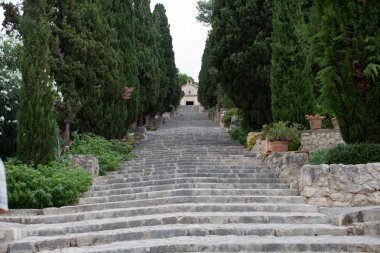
[301,163,380,207]
[301,129,345,153]
[266,152,309,189]
[69,154,99,177]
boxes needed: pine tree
[270,0,315,125]
[211,0,273,128]
[153,4,181,113]
[133,0,160,125]
[315,0,380,143]
[17,0,57,165]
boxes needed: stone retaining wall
[301,129,344,153]
[301,163,380,207]
[266,152,380,207]
[266,152,309,190]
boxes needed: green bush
[229,128,248,147]
[310,149,329,165]
[5,159,92,209]
[288,138,301,151]
[70,133,133,175]
[310,144,380,165]
[222,108,239,128]
[325,144,380,165]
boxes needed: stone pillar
[134,126,147,143]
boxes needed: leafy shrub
[70,133,133,175]
[247,132,260,151]
[222,108,239,128]
[5,159,92,209]
[288,138,301,151]
[324,144,380,165]
[310,149,329,165]
[229,128,248,147]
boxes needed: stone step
[82,186,299,198]
[35,235,380,253]
[93,174,283,185]
[42,195,306,215]
[23,217,340,237]
[90,178,290,191]
[8,224,350,253]
[79,190,303,205]
[1,204,320,224]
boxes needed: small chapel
[180,80,200,106]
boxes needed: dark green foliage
[198,32,218,109]
[270,0,315,126]
[0,35,22,159]
[196,0,212,26]
[70,133,133,175]
[134,0,161,123]
[311,144,380,165]
[229,128,248,147]
[153,4,181,113]
[5,159,92,209]
[17,0,57,165]
[101,0,140,127]
[74,1,123,139]
[212,0,273,128]
[288,138,301,151]
[314,0,380,143]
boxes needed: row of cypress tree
[2,0,181,165]
[197,0,380,144]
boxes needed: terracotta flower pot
[305,115,326,130]
[331,117,339,129]
[271,141,289,152]
[261,139,272,156]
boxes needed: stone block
[301,129,345,153]
[69,154,99,177]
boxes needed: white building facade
[180,80,200,106]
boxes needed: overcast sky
[0,0,209,81]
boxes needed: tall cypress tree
[198,31,218,109]
[133,0,160,125]
[17,0,57,165]
[315,0,380,143]
[212,0,273,128]
[270,0,315,125]
[153,4,181,113]
[101,0,140,128]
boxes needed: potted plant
[267,122,298,152]
[260,123,273,156]
[305,114,326,130]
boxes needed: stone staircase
[1,106,380,252]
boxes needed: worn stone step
[42,195,306,215]
[79,190,303,205]
[36,235,380,253]
[82,186,299,198]
[93,174,284,185]
[24,218,342,238]
[8,224,350,253]
[1,204,320,224]
[90,178,290,191]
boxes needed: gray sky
[0,0,209,81]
